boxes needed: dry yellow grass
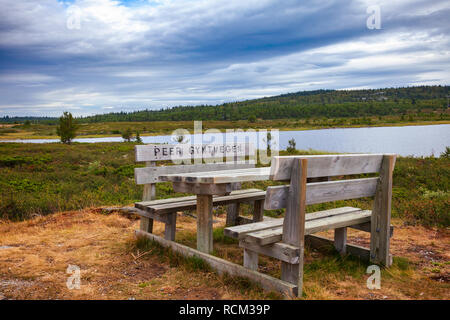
[0,209,448,300]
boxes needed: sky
[0,0,449,117]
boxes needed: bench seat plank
[245,210,372,246]
[135,189,265,215]
[224,207,362,239]
[238,240,301,264]
[136,188,261,207]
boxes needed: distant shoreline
[0,120,449,141]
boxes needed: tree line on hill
[1,86,449,124]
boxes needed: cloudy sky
[0,0,449,117]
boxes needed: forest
[1,86,448,124]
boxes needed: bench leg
[164,212,177,241]
[141,180,156,233]
[243,248,258,271]
[334,227,347,254]
[370,155,395,267]
[140,217,154,233]
[226,182,242,226]
[281,245,304,296]
[197,194,213,253]
[253,200,264,222]
[226,203,240,227]
[280,158,307,297]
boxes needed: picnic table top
[159,167,271,184]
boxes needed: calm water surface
[1,124,449,157]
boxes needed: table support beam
[197,194,213,253]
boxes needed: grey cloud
[0,0,448,116]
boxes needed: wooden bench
[133,142,264,241]
[224,154,396,297]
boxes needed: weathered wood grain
[270,154,391,180]
[160,154,387,185]
[136,189,265,217]
[350,222,394,238]
[244,227,284,246]
[224,207,363,239]
[370,154,396,266]
[305,235,371,261]
[243,248,258,271]
[264,178,379,210]
[235,216,253,225]
[334,227,347,254]
[280,158,307,294]
[306,210,372,234]
[236,215,276,226]
[142,183,156,200]
[135,143,254,162]
[225,218,284,239]
[139,191,264,212]
[133,152,396,299]
[135,144,257,248]
[140,161,156,233]
[160,167,271,184]
[136,195,197,207]
[197,194,213,253]
[172,182,233,195]
[239,240,300,264]
[226,203,240,227]
[136,188,261,207]
[135,161,255,185]
[134,208,172,224]
[140,217,153,233]
[253,199,264,222]
[244,210,372,246]
[164,212,177,241]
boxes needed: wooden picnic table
[159,167,271,253]
[138,154,396,297]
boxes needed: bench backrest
[264,154,396,265]
[134,142,255,200]
[265,154,395,208]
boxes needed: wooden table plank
[159,167,271,184]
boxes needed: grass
[1,209,447,299]
[0,141,448,299]
[0,135,448,300]
[0,142,448,227]
[0,115,449,140]
[0,142,184,220]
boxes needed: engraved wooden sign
[135,143,254,162]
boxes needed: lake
[1,124,449,157]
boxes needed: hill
[1,85,448,124]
